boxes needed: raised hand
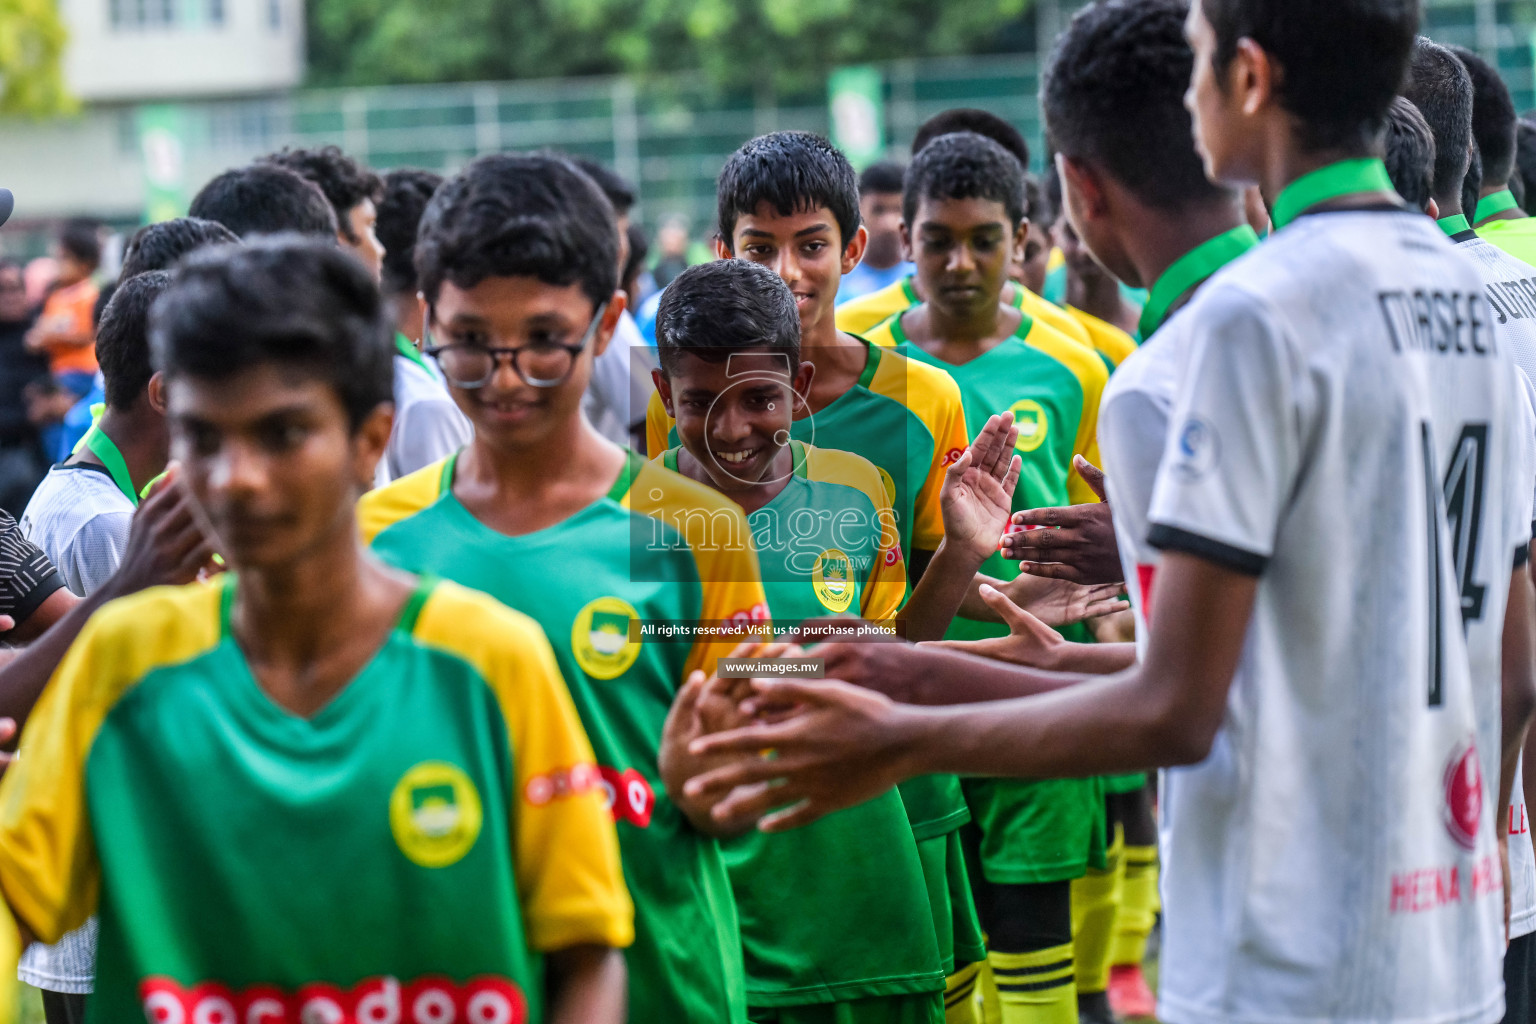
[941,413,1024,566]
[1002,456,1125,585]
[924,582,1069,669]
[997,570,1125,628]
[105,464,219,600]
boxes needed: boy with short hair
[0,236,633,1024]
[188,163,339,240]
[1384,97,1438,213]
[689,5,1536,1024]
[654,255,1024,1024]
[262,145,386,278]
[841,160,913,302]
[358,153,766,1024]
[371,167,472,485]
[859,128,1111,1024]
[837,112,1095,353]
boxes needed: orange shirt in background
[37,279,99,375]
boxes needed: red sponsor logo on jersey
[1390,854,1502,913]
[1136,565,1157,623]
[884,545,901,568]
[599,765,655,828]
[725,603,771,626]
[141,973,527,1024]
[1511,801,1530,837]
[941,448,965,467]
[1443,740,1484,851]
[523,762,602,808]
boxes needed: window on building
[108,0,178,28]
[268,0,281,28]
[207,0,224,25]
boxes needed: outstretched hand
[924,583,1068,669]
[941,413,1023,566]
[685,678,918,833]
[995,570,1125,629]
[1001,456,1124,585]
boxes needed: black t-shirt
[0,508,65,631]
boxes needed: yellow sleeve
[835,280,915,336]
[627,463,770,676]
[887,355,969,553]
[1019,288,1092,347]
[1068,307,1139,368]
[645,390,674,460]
[1022,322,1110,506]
[417,585,634,952]
[357,458,447,544]
[0,586,220,944]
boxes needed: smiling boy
[358,154,768,1024]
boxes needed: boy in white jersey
[1400,40,1536,1023]
[684,4,1536,1024]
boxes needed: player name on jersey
[1377,288,1495,355]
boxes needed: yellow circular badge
[389,761,483,868]
[876,466,897,505]
[572,596,641,680]
[812,548,856,613]
[1010,399,1049,453]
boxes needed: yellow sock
[946,960,985,1024]
[988,945,1077,1024]
[1071,825,1124,994]
[1112,844,1159,967]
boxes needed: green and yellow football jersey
[835,275,1095,355]
[0,577,632,1024]
[648,339,968,564]
[1065,306,1139,367]
[656,441,943,1008]
[359,450,767,1024]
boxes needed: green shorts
[916,830,988,973]
[1102,772,1147,794]
[961,776,1106,884]
[749,992,944,1024]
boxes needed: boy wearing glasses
[358,153,769,1024]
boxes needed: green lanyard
[1138,225,1261,337]
[395,333,430,373]
[1475,189,1520,223]
[1436,213,1472,237]
[81,424,139,507]
[1270,158,1397,231]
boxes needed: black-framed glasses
[424,301,609,389]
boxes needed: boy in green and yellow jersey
[356,155,764,1024]
[0,238,633,1024]
[642,132,994,1019]
[652,258,1024,1024]
[863,129,1111,1024]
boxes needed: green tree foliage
[0,0,72,115]
[307,0,1034,91]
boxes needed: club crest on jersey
[1443,739,1485,851]
[1009,400,1048,453]
[812,548,856,613]
[389,761,483,868]
[1173,416,1220,480]
[572,597,641,679]
[140,973,528,1024]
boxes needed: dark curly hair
[1200,0,1416,153]
[150,236,393,430]
[414,153,618,310]
[120,218,238,281]
[261,145,384,244]
[375,168,444,299]
[1044,0,1228,211]
[903,131,1026,229]
[716,131,861,251]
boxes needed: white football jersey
[1148,210,1534,1024]
[1099,303,1202,655]
[1452,231,1536,941]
